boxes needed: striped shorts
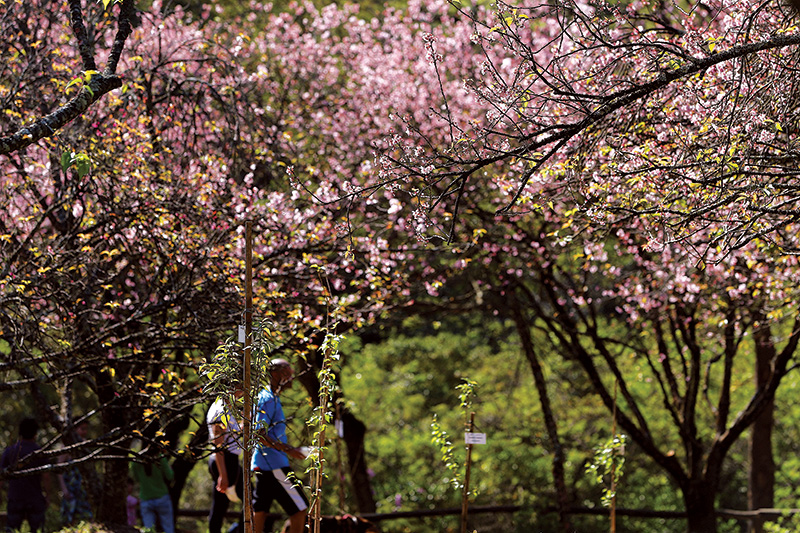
[252,467,309,516]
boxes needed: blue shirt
[251,388,289,471]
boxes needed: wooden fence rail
[172,505,800,522]
[1,505,797,527]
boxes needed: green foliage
[586,433,627,508]
[200,319,277,399]
[305,329,343,511]
[341,315,568,531]
[764,515,800,533]
[60,150,92,178]
[456,378,478,412]
[429,378,479,492]
[430,414,462,490]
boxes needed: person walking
[0,418,51,533]
[207,381,244,533]
[130,449,175,533]
[251,359,308,533]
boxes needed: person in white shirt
[207,382,244,533]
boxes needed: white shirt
[206,397,242,455]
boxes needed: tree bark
[509,297,573,533]
[167,412,208,518]
[97,459,129,524]
[340,409,377,513]
[95,373,129,524]
[684,480,718,533]
[297,355,377,514]
[748,321,776,533]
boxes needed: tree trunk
[97,459,129,524]
[340,410,377,513]
[95,374,129,524]
[510,298,572,533]
[297,355,377,514]
[748,322,776,533]
[170,419,209,514]
[685,482,717,533]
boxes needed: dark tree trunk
[510,298,572,533]
[95,374,129,524]
[685,481,718,533]
[748,322,776,533]
[169,415,209,516]
[97,459,129,524]
[297,354,377,514]
[340,409,376,513]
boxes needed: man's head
[269,358,295,394]
[19,418,39,440]
[231,380,245,399]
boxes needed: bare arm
[256,430,305,460]
[212,424,229,492]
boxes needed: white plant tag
[465,432,487,445]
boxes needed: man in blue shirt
[252,359,308,533]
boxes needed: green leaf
[61,151,72,173]
[73,153,91,178]
[65,77,82,91]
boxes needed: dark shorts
[6,503,46,532]
[252,467,309,516]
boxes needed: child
[130,451,174,533]
[126,478,139,527]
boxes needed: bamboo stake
[460,412,475,533]
[243,221,254,533]
[312,350,333,533]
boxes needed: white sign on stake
[238,325,246,344]
[465,432,487,445]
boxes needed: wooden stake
[309,348,330,533]
[460,412,475,533]
[243,221,254,533]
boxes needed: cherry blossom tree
[365,0,800,255]
[0,0,136,155]
[277,1,800,531]
[5,0,799,530]
[0,0,458,521]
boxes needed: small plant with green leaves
[764,514,800,533]
[456,378,478,413]
[199,318,281,450]
[304,328,343,532]
[431,413,463,490]
[429,378,480,492]
[305,329,342,476]
[60,150,92,178]
[586,433,627,507]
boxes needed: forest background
[2,0,800,531]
